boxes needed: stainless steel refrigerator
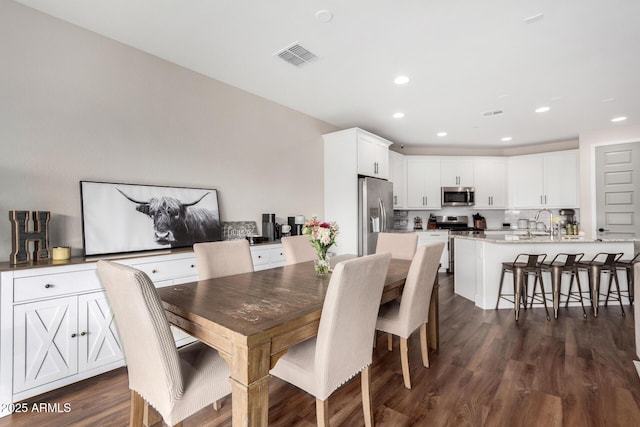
[358,176,394,255]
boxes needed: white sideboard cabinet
[0,242,283,417]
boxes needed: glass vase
[314,256,330,276]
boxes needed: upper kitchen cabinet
[407,157,441,209]
[440,157,474,187]
[473,157,507,208]
[508,150,579,209]
[389,150,407,209]
[323,128,394,255]
[357,131,391,179]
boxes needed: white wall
[579,124,640,237]
[0,1,338,259]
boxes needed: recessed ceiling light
[393,112,405,119]
[524,13,544,24]
[394,75,410,85]
[501,137,512,142]
[611,116,627,122]
[437,132,447,137]
[315,10,333,23]
[535,106,551,113]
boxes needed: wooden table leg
[229,341,271,427]
[428,274,439,350]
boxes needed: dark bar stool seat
[540,253,586,319]
[614,252,639,305]
[496,253,549,321]
[577,252,624,317]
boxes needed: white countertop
[453,233,636,243]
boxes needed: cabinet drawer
[131,257,197,282]
[14,270,101,303]
[251,248,270,266]
[269,247,285,264]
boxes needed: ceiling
[13,0,640,149]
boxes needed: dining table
[157,258,439,426]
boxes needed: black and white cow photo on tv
[117,188,221,248]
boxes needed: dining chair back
[376,241,444,389]
[194,239,254,279]
[281,235,317,265]
[96,260,231,427]
[375,232,418,260]
[270,252,392,426]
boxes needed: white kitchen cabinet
[389,150,407,209]
[417,231,449,272]
[508,150,579,208]
[473,157,507,208]
[356,130,391,179]
[324,128,395,254]
[440,157,474,187]
[407,157,441,209]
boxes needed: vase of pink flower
[302,216,339,275]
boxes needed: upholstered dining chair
[193,239,254,279]
[282,235,317,265]
[270,253,392,427]
[375,232,420,351]
[96,261,231,427]
[376,241,445,389]
[375,232,418,260]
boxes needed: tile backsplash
[397,208,580,231]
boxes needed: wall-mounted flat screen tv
[80,181,221,256]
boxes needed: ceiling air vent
[275,43,318,67]
[482,109,504,117]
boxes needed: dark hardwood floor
[3,273,640,426]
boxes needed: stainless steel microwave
[441,187,475,206]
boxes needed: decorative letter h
[9,210,51,265]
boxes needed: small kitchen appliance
[413,216,423,230]
[441,187,475,206]
[262,213,276,241]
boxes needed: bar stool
[540,253,587,319]
[577,252,624,317]
[496,253,549,321]
[614,252,639,305]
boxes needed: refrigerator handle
[379,198,386,232]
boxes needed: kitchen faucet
[534,208,554,237]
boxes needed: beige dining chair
[282,235,317,265]
[193,239,254,279]
[375,232,418,260]
[375,232,419,351]
[96,260,231,427]
[376,241,445,389]
[270,252,392,426]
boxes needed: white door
[78,292,123,372]
[596,142,640,238]
[14,297,78,393]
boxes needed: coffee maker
[559,209,576,232]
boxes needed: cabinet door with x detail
[13,296,78,393]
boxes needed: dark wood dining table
[157,258,439,427]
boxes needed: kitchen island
[453,233,637,310]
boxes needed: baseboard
[635,360,640,379]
